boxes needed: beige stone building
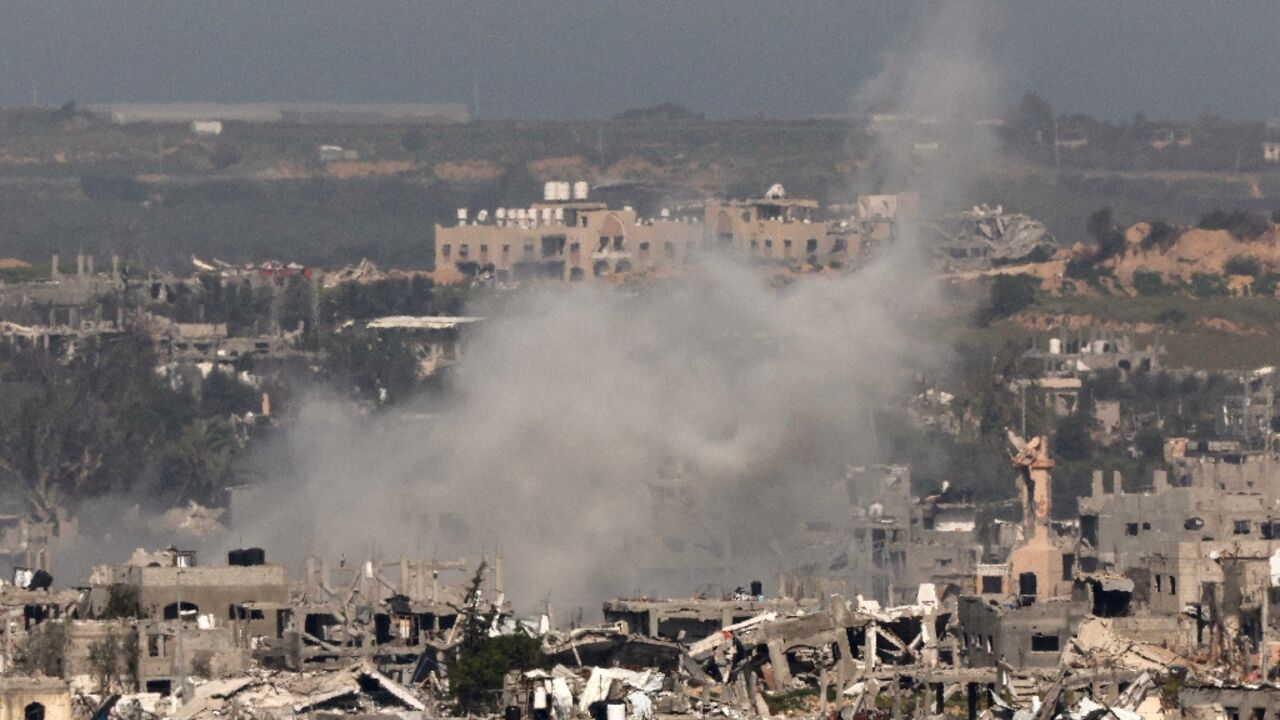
[0,678,70,720]
[433,184,913,281]
[435,202,703,282]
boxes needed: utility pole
[1018,381,1029,438]
[1265,515,1273,681]
[175,569,186,697]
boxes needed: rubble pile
[932,204,1056,272]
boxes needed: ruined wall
[129,565,289,621]
[63,621,137,692]
[0,681,71,720]
[135,624,240,688]
[957,597,1085,669]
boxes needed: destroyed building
[358,315,483,378]
[932,204,1055,272]
[1216,366,1280,448]
[777,464,988,608]
[1073,446,1280,670]
[89,547,289,624]
[954,434,1090,671]
[602,595,815,642]
[1022,330,1164,378]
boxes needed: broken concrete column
[1092,470,1105,497]
[1112,470,1123,495]
[864,623,878,674]
[87,255,94,275]
[76,254,84,276]
[766,640,792,686]
[835,632,855,685]
[112,255,120,279]
[304,556,317,597]
[818,669,829,717]
[51,255,59,280]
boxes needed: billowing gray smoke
[230,249,935,611]
[220,2,1002,614]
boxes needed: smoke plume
[219,2,1004,614]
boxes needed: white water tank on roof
[457,208,468,222]
[558,182,572,201]
[1049,338,1061,355]
[573,181,589,200]
[543,181,557,201]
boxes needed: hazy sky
[2,1,1277,120]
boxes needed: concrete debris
[324,258,388,287]
[151,500,227,538]
[1065,617,1186,674]
[933,204,1056,271]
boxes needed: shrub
[1224,255,1262,277]
[100,585,140,619]
[1255,273,1280,297]
[1132,271,1166,296]
[978,274,1040,325]
[451,634,547,712]
[1141,221,1179,251]
[1135,428,1164,462]
[17,622,66,677]
[1198,209,1272,240]
[1054,414,1095,462]
[1155,308,1188,325]
[1064,256,1099,281]
[1190,272,1228,297]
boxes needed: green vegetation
[450,563,547,713]
[0,330,255,515]
[0,107,1275,270]
[1141,220,1179,251]
[1132,271,1167,296]
[98,585,141,620]
[1198,208,1273,240]
[88,628,134,692]
[1189,272,1228,297]
[16,621,66,677]
[1224,255,1262,277]
[976,274,1040,326]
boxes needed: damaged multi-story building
[433,183,916,281]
